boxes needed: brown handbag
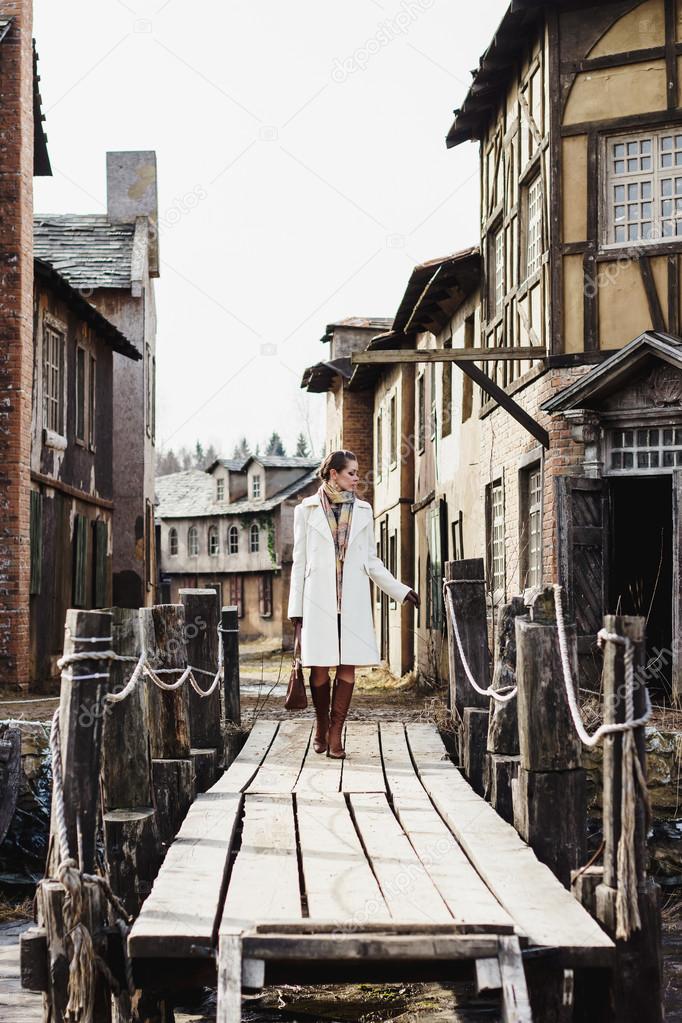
[284,622,307,710]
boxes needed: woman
[287,450,420,759]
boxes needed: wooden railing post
[101,607,161,918]
[514,587,586,887]
[141,604,194,849]
[484,597,525,823]
[593,615,662,1023]
[181,587,223,791]
[221,606,246,767]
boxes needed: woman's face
[331,459,359,492]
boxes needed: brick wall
[479,366,591,597]
[0,3,34,688]
[341,387,374,507]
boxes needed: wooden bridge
[128,717,612,1022]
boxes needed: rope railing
[442,579,517,704]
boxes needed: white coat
[287,494,411,667]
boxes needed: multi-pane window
[216,478,225,502]
[604,130,682,244]
[488,480,505,597]
[188,526,199,557]
[208,525,219,555]
[526,467,542,588]
[417,374,425,451]
[376,409,383,480]
[169,527,178,556]
[491,225,505,315]
[250,523,260,553]
[88,354,96,449]
[228,524,239,553]
[389,393,397,466]
[44,325,65,434]
[608,426,682,473]
[76,347,86,441]
[441,338,452,438]
[252,474,261,498]
[526,176,543,277]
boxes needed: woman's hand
[290,616,303,626]
[404,589,420,608]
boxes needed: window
[252,474,261,498]
[490,224,505,316]
[487,479,505,598]
[430,362,437,439]
[228,524,239,553]
[216,477,225,502]
[169,527,178,556]
[208,525,219,555]
[451,514,464,562]
[88,354,96,449]
[30,491,42,596]
[607,426,682,473]
[389,393,397,467]
[228,575,243,618]
[525,176,543,277]
[188,526,199,557]
[521,465,542,588]
[376,408,383,480]
[250,522,260,552]
[145,344,152,438]
[441,337,452,438]
[76,346,86,442]
[603,130,682,245]
[461,314,475,422]
[92,519,108,608]
[388,531,397,609]
[258,574,273,617]
[43,324,65,435]
[417,373,425,451]
[73,513,88,608]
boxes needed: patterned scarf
[318,481,355,612]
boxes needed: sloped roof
[33,214,137,289]
[301,357,353,392]
[206,457,248,473]
[320,317,393,344]
[541,331,682,413]
[242,455,320,470]
[156,467,319,519]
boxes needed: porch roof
[541,331,682,413]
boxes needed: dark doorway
[608,475,672,694]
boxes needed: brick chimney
[106,150,159,275]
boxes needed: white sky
[33,0,508,460]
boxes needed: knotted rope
[442,580,517,704]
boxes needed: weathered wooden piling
[593,615,662,1023]
[221,605,247,767]
[514,588,586,887]
[443,559,490,717]
[101,607,162,919]
[141,604,195,848]
[181,588,223,792]
[484,598,524,822]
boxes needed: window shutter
[93,520,108,608]
[30,491,42,596]
[73,514,88,607]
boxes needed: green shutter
[29,491,42,596]
[73,514,88,607]
[93,520,108,608]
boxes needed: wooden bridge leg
[217,931,242,1023]
[498,935,532,1023]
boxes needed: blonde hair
[317,449,357,482]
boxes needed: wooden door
[556,476,608,691]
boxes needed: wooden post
[181,588,222,791]
[443,559,490,715]
[463,708,489,797]
[513,588,586,886]
[101,609,162,921]
[141,605,194,848]
[594,615,662,1023]
[485,598,524,822]
[39,609,114,1022]
[221,606,246,768]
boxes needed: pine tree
[295,432,309,457]
[194,440,205,468]
[233,436,250,460]
[156,448,181,476]
[265,431,286,456]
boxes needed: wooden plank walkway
[128,718,615,1019]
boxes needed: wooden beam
[351,347,543,365]
[639,254,666,332]
[457,360,550,448]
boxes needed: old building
[156,455,319,643]
[0,5,51,689]
[34,150,160,610]
[440,0,682,697]
[30,259,140,684]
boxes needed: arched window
[169,527,178,557]
[250,522,260,553]
[228,524,239,554]
[208,525,219,556]
[188,526,199,557]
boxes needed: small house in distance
[156,455,320,643]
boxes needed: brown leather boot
[309,678,330,754]
[326,677,354,758]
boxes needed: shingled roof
[156,467,319,519]
[33,214,137,289]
